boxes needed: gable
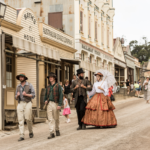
[114,38,126,63]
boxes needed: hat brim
[95,73,103,76]
[47,75,57,79]
[16,75,28,80]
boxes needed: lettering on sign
[115,59,126,68]
[82,44,100,56]
[24,34,35,43]
[43,28,73,46]
[24,12,36,24]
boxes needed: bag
[143,85,148,91]
[43,83,58,110]
[110,95,115,101]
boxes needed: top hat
[95,72,103,76]
[47,72,57,79]
[77,68,85,75]
[16,73,28,80]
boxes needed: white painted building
[5,0,115,83]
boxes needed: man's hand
[22,91,26,96]
[75,85,79,89]
[81,84,86,89]
[17,92,20,97]
[45,101,48,105]
[57,106,61,110]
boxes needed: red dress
[108,86,113,97]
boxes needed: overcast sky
[113,0,150,45]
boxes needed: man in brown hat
[44,72,63,139]
[71,68,92,130]
[15,73,35,141]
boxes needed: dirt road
[0,97,150,150]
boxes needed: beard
[20,80,25,83]
[79,76,84,80]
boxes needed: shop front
[0,6,77,130]
[113,38,127,87]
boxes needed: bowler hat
[77,68,85,75]
[47,72,57,79]
[16,73,28,80]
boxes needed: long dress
[143,80,150,100]
[82,81,117,127]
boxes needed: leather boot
[56,130,60,136]
[82,124,86,130]
[18,137,24,142]
[48,133,55,139]
[77,125,82,130]
[29,132,34,138]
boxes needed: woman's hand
[98,86,104,91]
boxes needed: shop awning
[13,36,60,61]
[60,58,80,64]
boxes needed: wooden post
[57,65,60,83]
[1,33,5,130]
[36,55,39,118]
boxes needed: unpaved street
[0,97,150,150]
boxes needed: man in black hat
[71,68,92,130]
[44,72,63,139]
[15,73,35,141]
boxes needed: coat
[70,78,92,107]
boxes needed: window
[107,29,109,47]
[6,53,13,88]
[88,17,91,37]
[48,12,63,29]
[80,11,83,32]
[90,55,92,63]
[95,21,97,40]
[81,53,84,61]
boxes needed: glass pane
[6,57,10,64]
[9,72,12,79]
[10,65,12,72]
[10,58,12,64]
[115,68,119,76]
[120,69,124,76]
[6,65,9,72]
[10,80,12,88]
[6,72,10,80]
[6,80,10,87]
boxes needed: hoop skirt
[82,93,117,127]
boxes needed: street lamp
[0,1,6,19]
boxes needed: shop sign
[82,44,100,56]
[43,28,73,46]
[115,59,126,68]
[24,12,36,24]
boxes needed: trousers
[17,101,32,138]
[47,101,60,133]
[76,96,86,126]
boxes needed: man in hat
[71,68,92,130]
[44,72,63,139]
[15,73,35,141]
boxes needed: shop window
[6,53,13,88]
[65,66,70,80]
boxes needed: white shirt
[88,80,108,96]
[63,98,70,108]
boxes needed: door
[5,52,16,110]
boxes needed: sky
[113,0,150,45]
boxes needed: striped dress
[143,80,150,100]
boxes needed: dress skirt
[82,93,117,127]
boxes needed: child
[59,82,64,92]
[62,95,71,123]
[130,82,134,92]
[134,81,139,97]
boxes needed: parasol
[95,69,116,88]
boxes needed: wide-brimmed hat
[95,72,103,76]
[47,72,57,79]
[16,73,28,80]
[77,68,85,75]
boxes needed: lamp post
[0,0,6,131]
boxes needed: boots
[29,132,34,138]
[18,137,24,142]
[56,130,60,136]
[48,133,55,139]
[77,125,82,130]
[82,124,86,130]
